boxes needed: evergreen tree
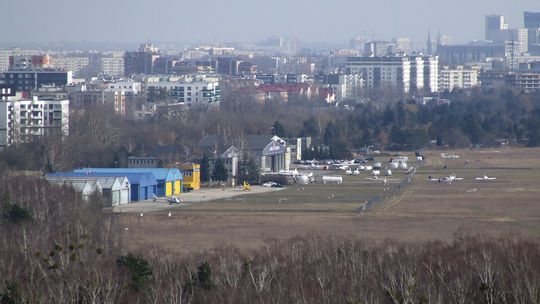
[246,157,261,184]
[211,158,228,182]
[238,155,261,184]
[272,120,286,137]
[200,154,210,183]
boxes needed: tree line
[2,173,540,303]
[1,87,540,172]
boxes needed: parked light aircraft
[441,153,460,159]
[428,173,463,184]
[365,176,399,184]
[475,175,497,181]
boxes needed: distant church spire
[427,30,433,55]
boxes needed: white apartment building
[101,57,125,77]
[146,75,221,105]
[346,56,411,93]
[50,56,90,77]
[325,74,363,102]
[104,80,142,95]
[439,66,479,91]
[0,49,42,72]
[0,97,69,147]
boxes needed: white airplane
[352,168,360,175]
[365,176,399,184]
[345,169,353,175]
[385,169,392,176]
[475,175,496,181]
[429,173,463,184]
[441,153,460,159]
[372,170,381,176]
[153,195,183,204]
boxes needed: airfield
[117,147,540,254]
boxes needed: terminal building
[199,134,292,177]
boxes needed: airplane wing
[454,177,463,181]
[487,177,496,180]
[475,177,483,180]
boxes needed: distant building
[9,55,51,70]
[49,56,93,77]
[128,156,160,168]
[318,74,363,101]
[199,134,291,174]
[0,84,16,100]
[485,15,509,41]
[0,70,72,92]
[506,72,540,92]
[124,44,160,75]
[0,49,42,72]
[438,44,506,66]
[146,75,221,105]
[439,66,479,91]
[0,97,69,147]
[100,56,125,77]
[346,56,411,93]
[524,12,540,29]
[177,163,200,190]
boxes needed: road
[112,185,284,213]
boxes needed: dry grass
[117,147,540,255]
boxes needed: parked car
[262,181,277,187]
[271,183,285,188]
[183,186,193,193]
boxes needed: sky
[1,0,540,46]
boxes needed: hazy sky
[1,0,540,45]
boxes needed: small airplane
[166,196,182,204]
[372,170,381,176]
[153,195,183,204]
[475,175,496,181]
[441,153,460,159]
[345,169,353,175]
[429,173,463,184]
[365,176,398,184]
[385,169,392,176]
[352,168,360,175]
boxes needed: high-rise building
[511,28,529,54]
[486,15,509,41]
[124,44,160,76]
[346,56,411,93]
[524,11,540,29]
[0,97,69,147]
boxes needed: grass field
[118,147,540,255]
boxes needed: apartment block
[0,97,69,147]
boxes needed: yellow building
[179,163,200,190]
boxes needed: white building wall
[101,57,125,76]
[0,98,69,147]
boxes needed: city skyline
[1,0,540,46]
